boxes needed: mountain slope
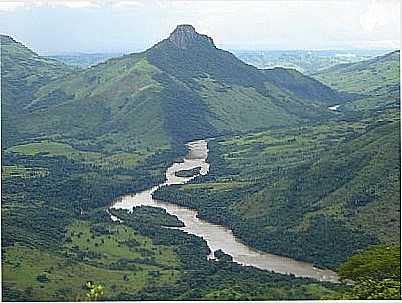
[153,110,400,269]
[1,35,75,148]
[312,51,400,111]
[23,54,173,151]
[1,35,75,108]
[146,25,341,125]
[1,29,345,300]
[5,25,343,153]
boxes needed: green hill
[1,27,346,301]
[154,109,400,269]
[312,51,400,111]
[1,35,75,148]
[3,25,342,155]
[1,25,399,301]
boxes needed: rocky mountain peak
[168,24,215,49]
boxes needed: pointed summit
[168,24,215,49]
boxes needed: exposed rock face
[168,24,215,49]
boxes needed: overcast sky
[0,0,400,54]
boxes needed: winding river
[111,140,339,283]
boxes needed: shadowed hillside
[2,25,343,154]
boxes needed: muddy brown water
[111,140,339,282]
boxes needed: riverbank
[111,139,339,282]
[152,119,399,273]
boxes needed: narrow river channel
[111,140,339,283]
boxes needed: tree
[338,245,400,281]
[327,245,401,300]
[85,281,104,301]
[337,278,400,300]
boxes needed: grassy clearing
[2,220,180,301]
[98,151,151,169]
[64,221,178,268]
[219,120,368,181]
[6,141,100,160]
[2,165,48,178]
[4,140,157,170]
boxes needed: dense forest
[2,160,342,300]
[1,24,400,301]
[153,110,400,269]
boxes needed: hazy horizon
[0,0,400,55]
[39,48,396,58]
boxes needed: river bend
[111,140,339,283]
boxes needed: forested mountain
[1,24,400,301]
[2,25,342,154]
[312,50,400,111]
[1,26,347,301]
[154,109,400,269]
[1,35,75,148]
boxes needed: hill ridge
[3,26,343,150]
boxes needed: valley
[111,140,339,282]
[1,24,400,301]
[154,109,400,269]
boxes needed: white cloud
[57,1,100,9]
[112,1,143,9]
[360,0,400,32]
[0,0,100,11]
[1,0,400,51]
[0,1,25,12]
